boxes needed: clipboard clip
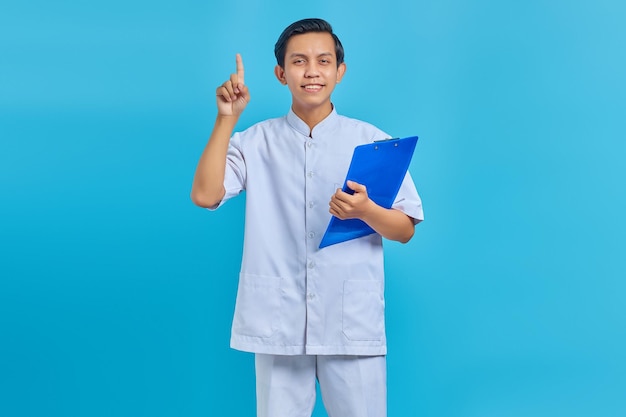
[373,137,400,150]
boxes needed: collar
[286,106,339,139]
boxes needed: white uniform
[209,107,423,416]
[211,107,423,355]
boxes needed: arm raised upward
[191,54,250,208]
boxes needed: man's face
[275,32,346,114]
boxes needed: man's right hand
[216,53,250,117]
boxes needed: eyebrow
[289,52,334,59]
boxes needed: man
[191,18,423,417]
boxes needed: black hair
[274,18,345,68]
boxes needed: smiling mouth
[302,84,324,92]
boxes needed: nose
[304,62,320,78]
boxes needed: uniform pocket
[342,280,385,341]
[232,274,282,338]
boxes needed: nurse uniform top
[210,107,424,356]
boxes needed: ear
[274,65,287,85]
[336,62,347,83]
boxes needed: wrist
[360,199,380,222]
[216,114,239,124]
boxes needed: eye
[293,59,306,65]
[319,59,330,65]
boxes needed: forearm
[190,115,239,208]
[361,203,415,243]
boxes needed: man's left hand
[329,180,375,220]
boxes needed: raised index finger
[236,53,244,85]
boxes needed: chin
[298,95,331,107]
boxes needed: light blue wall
[1,1,625,416]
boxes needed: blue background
[1,0,625,416]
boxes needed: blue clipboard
[319,135,419,249]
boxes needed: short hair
[274,18,345,68]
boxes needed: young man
[191,18,423,417]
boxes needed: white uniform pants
[255,354,386,417]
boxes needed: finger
[346,180,366,193]
[332,190,353,205]
[238,84,250,102]
[230,73,241,94]
[330,198,349,213]
[236,53,245,86]
[329,203,343,218]
[222,80,237,101]
[216,86,232,102]
[329,209,343,219]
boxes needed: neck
[292,102,333,132]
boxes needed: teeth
[304,85,322,90]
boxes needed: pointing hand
[215,53,250,117]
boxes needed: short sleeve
[207,132,247,211]
[391,171,424,224]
